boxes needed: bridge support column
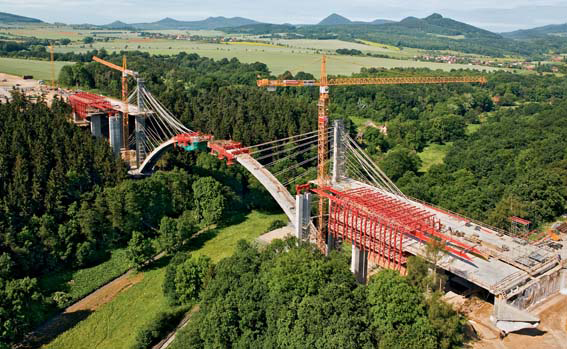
[135,78,146,168]
[90,114,102,138]
[351,244,368,283]
[332,119,346,185]
[295,193,311,240]
[135,115,146,168]
[109,114,122,157]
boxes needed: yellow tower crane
[257,55,487,251]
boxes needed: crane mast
[317,55,330,252]
[258,55,487,252]
[49,44,55,89]
[121,56,129,159]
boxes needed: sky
[2,0,567,32]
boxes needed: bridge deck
[335,179,562,298]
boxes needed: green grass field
[39,249,131,306]
[0,57,73,80]
[43,210,286,349]
[465,123,482,135]
[53,38,503,78]
[418,143,453,172]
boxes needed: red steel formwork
[312,186,481,272]
[69,92,116,120]
[174,132,214,147]
[208,140,250,166]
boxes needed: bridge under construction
[64,55,567,335]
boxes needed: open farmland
[55,39,503,77]
[0,57,73,80]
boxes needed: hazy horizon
[2,0,567,32]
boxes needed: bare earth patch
[467,294,567,349]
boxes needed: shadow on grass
[21,310,92,349]
[184,229,221,253]
[144,254,173,271]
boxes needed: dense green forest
[0,95,122,345]
[167,238,464,349]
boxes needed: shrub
[131,307,188,349]
[267,219,287,232]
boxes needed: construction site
[3,52,567,347]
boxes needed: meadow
[39,249,131,305]
[43,210,287,349]
[418,142,453,172]
[54,38,503,77]
[0,25,506,78]
[0,57,73,80]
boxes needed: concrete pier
[351,244,369,283]
[90,114,102,138]
[109,114,122,157]
[294,192,311,240]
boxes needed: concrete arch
[129,141,297,223]
[132,138,176,175]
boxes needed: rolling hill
[0,12,42,23]
[223,13,554,56]
[318,13,352,25]
[102,16,259,30]
[503,22,567,38]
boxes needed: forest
[166,238,464,349]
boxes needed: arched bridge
[130,136,297,223]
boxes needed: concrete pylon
[351,244,368,283]
[90,114,102,138]
[109,114,122,157]
[135,115,146,168]
[332,119,346,184]
[135,78,146,168]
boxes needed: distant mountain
[103,20,134,29]
[391,13,500,39]
[503,22,567,38]
[317,13,392,26]
[370,19,394,25]
[0,12,42,23]
[104,16,260,30]
[318,13,352,26]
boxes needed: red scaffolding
[174,132,213,147]
[69,92,116,120]
[312,187,481,272]
[208,140,250,166]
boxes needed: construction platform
[335,179,566,310]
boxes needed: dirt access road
[22,270,145,348]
